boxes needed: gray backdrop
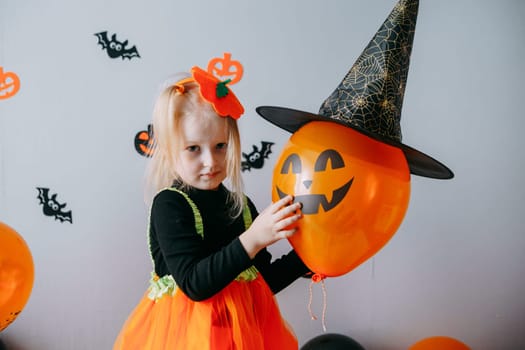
[1,0,524,349]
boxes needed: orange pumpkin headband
[174,53,244,120]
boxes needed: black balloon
[301,333,366,350]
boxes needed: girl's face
[176,111,229,190]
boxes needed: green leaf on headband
[216,79,231,98]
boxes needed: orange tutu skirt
[113,275,298,350]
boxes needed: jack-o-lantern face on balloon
[277,149,353,215]
[272,121,411,277]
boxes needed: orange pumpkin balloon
[409,336,471,350]
[0,222,35,331]
[272,121,410,277]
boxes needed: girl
[114,60,309,349]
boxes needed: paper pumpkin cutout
[134,124,154,157]
[207,52,243,85]
[0,222,34,331]
[0,67,21,100]
[272,121,410,277]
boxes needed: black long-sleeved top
[148,184,309,301]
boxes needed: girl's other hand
[240,195,302,259]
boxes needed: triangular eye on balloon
[280,153,302,174]
[134,124,154,157]
[314,150,345,171]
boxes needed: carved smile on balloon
[276,179,353,214]
[275,149,354,214]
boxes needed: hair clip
[173,77,194,95]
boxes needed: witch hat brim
[256,0,453,180]
[256,105,454,179]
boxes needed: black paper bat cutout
[242,141,274,171]
[94,31,140,60]
[36,187,73,223]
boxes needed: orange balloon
[272,121,410,277]
[0,222,35,331]
[409,336,471,350]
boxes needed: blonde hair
[144,76,245,217]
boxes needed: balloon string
[307,280,316,320]
[321,279,327,331]
[307,274,328,332]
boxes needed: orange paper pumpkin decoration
[134,124,154,157]
[272,121,411,277]
[207,52,243,85]
[0,222,35,331]
[0,67,21,100]
[409,336,471,350]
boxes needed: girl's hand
[239,195,302,259]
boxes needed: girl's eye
[187,145,200,152]
[216,143,227,150]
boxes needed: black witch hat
[257,0,453,179]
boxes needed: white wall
[1,0,524,349]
